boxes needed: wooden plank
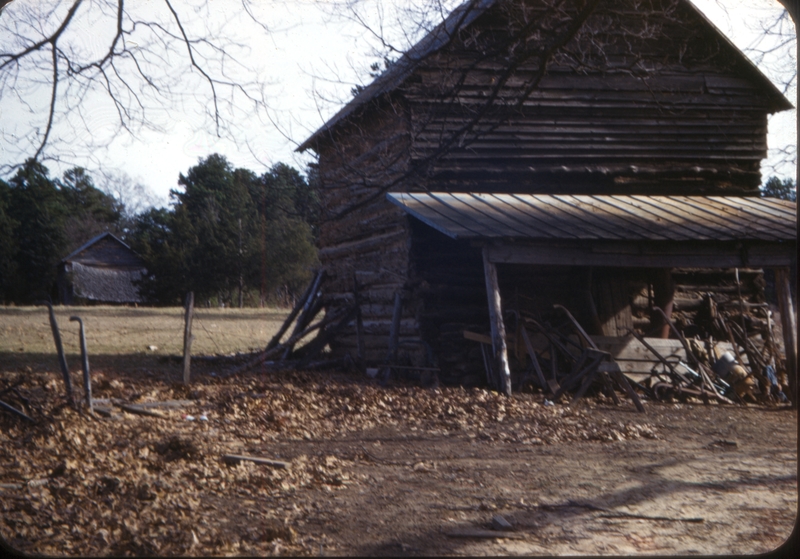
[221,454,290,469]
[116,403,168,419]
[318,229,407,259]
[485,242,794,268]
[463,330,492,345]
[446,529,524,539]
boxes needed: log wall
[403,0,782,193]
[307,0,785,378]
[314,96,419,363]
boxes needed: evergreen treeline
[0,155,318,306]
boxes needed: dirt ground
[0,307,797,556]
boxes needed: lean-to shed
[57,232,147,305]
[297,0,797,393]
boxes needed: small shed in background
[57,232,147,305]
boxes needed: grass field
[0,306,291,376]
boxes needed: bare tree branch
[0,0,272,174]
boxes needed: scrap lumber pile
[665,268,790,403]
[229,270,358,375]
[467,305,646,412]
[466,293,789,407]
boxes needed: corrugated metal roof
[297,0,791,153]
[387,192,797,242]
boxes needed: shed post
[775,267,797,407]
[482,247,511,397]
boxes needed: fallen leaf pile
[0,367,659,556]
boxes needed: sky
[0,0,796,206]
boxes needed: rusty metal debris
[464,295,790,408]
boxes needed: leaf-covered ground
[1,363,796,556]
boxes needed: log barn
[297,0,797,395]
[57,232,147,305]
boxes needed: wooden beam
[222,454,289,469]
[775,267,797,407]
[482,247,511,397]
[485,241,795,268]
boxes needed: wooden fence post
[183,292,195,385]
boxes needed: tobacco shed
[57,232,147,305]
[295,0,797,399]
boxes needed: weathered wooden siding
[403,0,780,193]
[305,0,787,376]
[315,96,416,361]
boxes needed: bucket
[712,352,737,378]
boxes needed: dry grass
[0,305,290,366]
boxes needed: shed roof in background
[387,192,797,242]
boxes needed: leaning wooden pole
[69,316,93,413]
[775,267,797,407]
[44,301,74,406]
[482,247,511,397]
[266,269,323,352]
[183,291,195,385]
